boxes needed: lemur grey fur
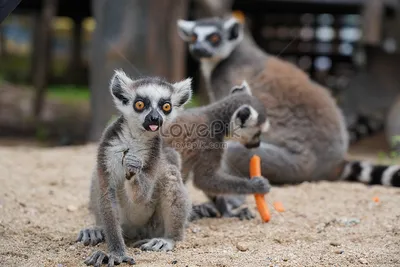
[76,70,192,266]
[176,16,400,197]
[162,81,271,220]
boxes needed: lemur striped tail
[347,115,384,144]
[339,160,400,187]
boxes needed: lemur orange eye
[134,101,145,111]
[209,34,220,43]
[162,103,171,112]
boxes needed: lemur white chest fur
[200,59,219,102]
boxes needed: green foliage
[35,125,50,142]
[47,85,90,103]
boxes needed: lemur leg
[223,141,303,184]
[137,165,191,252]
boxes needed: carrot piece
[372,196,380,203]
[273,201,285,212]
[249,155,271,222]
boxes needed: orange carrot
[249,155,271,222]
[273,201,285,212]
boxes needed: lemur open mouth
[149,125,159,131]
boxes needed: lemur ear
[172,77,193,107]
[109,69,133,106]
[223,17,242,41]
[261,119,270,133]
[177,20,195,41]
[230,80,252,95]
[231,105,259,128]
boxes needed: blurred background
[0,0,400,158]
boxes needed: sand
[0,137,400,267]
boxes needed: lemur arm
[97,166,126,257]
[192,166,270,195]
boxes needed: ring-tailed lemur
[76,70,192,266]
[176,16,400,190]
[162,80,271,220]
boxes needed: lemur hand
[250,176,271,194]
[122,150,143,180]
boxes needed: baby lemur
[76,70,192,266]
[162,81,271,220]
[177,15,400,198]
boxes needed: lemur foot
[84,250,135,266]
[189,203,220,221]
[77,227,105,246]
[250,176,271,194]
[233,207,255,220]
[134,238,175,252]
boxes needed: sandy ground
[1,135,400,267]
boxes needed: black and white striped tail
[347,115,384,144]
[340,160,400,187]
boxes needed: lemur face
[177,16,243,61]
[110,70,192,132]
[229,81,270,149]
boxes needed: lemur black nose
[191,43,212,58]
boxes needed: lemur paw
[249,176,271,194]
[236,207,255,220]
[84,250,135,266]
[123,151,143,180]
[189,203,220,221]
[77,227,105,246]
[138,238,175,252]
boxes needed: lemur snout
[143,109,163,132]
[191,43,212,58]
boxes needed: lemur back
[76,70,192,266]
[177,16,400,187]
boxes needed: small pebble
[57,264,64,267]
[335,250,344,254]
[171,260,178,264]
[359,258,368,264]
[19,202,26,208]
[67,205,77,212]
[236,242,249,252]
[282,257,289,262]
[330,241,340,247]
[191,227,200,233]
[209,225,217,231]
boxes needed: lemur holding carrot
[162,81,271,220]
[176,15,400,218]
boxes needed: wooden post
[68,17,83,84]
[31,0,58,119]
[0,23,5,57]
[361,0,384,46]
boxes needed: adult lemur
[76,70,192,266]
[162,80,271,220]
[176,16,400,191]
